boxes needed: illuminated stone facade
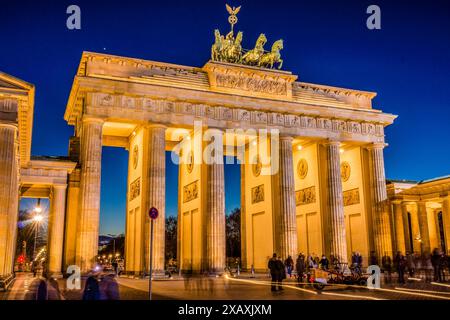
[1,51,447,278]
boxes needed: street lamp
[32,213,43,260]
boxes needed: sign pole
[149,218,154,300]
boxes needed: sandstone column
[48,184,67,277]
[392,201,406,253]
[0,123,19,277]
[401,202,413,252]
[278,136,298,260]
[417,201,431,254]
[367,143,393,259]
[76,117,104,272]
[144,125,166,274]
[443,196,450,253]
[206,128,226,273]
[324,141,348,264]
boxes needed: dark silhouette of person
[296,254,305,283]
[268,253,280,292]
[99,273,120,300]
[83,276,101,300]
[35,279,47,300]
[276,257,286,291]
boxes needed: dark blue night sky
[2,0,449,235]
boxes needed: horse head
[272,39,283,52]
[255,33,267,48]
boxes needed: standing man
[296,254,305,283]
[276,257,286,291]
[268,253,280,292]
[284,255,294,278]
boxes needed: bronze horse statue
[258,39,284,69]
[241,33,267,66]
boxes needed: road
[2,272,450,300]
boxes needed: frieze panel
[183,180,199,203]
[215,74,287,96]
[295,186,316,206]
[251,184,264,204]
[90,93,385,139]
[129,177,141,201]
[343,188,360,206]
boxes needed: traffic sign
[148,207,158,220]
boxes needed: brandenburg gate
[6,7,434,278]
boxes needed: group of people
[268,252,346,290]
[391,249,449,284]
[268,248,449,289]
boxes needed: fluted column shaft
[278,136,297,260]
[0,123,19,277]
[324,141,348,264]
[368,143,393,259]
[144,125,166,274]
[417,201,431,254]
[206,129,225,273]
[392,201,406,253]
[48,184,67,276]
[401,203,412,252]
[76,117,104,272]
[443,197,450,253]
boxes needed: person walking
[276,257,286,291]
[296,254,305,283]
[398,255,407,284]
[268,253,280,292]
[431,248,441,282]
[83,276,101,300]
[382,253,392,284]
[285,255,294,278]
[406,252,415,277]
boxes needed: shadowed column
[206,128,225,273]
[144,125,166,274]
[324,140,348,264]
[48,184,67,277]
[76,117,104,272]
[0,123,19,277]
[278,136,297,260]
[417,201,431,254]
[367,143,393,259]
[392,200,406,254]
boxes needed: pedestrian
[431,248,441,282]
[423,252,433,282]
[306,255,315,282]
[319,254,329,270]
[276,257,286,291]
[398,255,406,284]
[268,253,280,292]
[356,252,363,272]
[369,251,378,266]
[83,276,101,300]
[285,255,294,278]
[406,252,415,277]
[99,273,120,300]
[382,253,392,284]
[296,253,305,283]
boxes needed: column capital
[365,142,387,150]
[53,183,68,190]
[145,123,167,130]
[279,135,294,142]
[322,139,341,147]
[0,121,18,130]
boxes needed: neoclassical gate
[62,43,396,273]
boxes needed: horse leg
[278,59,283,69]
